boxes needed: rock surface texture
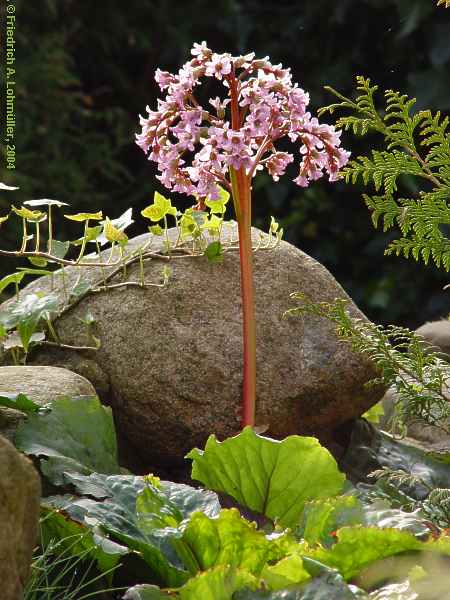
[0,227,382,463]
[0,366,97,442]
[0,435,41,600]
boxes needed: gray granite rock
[0,226,382,463]
[0,435,41,600]
[0,366,97,442]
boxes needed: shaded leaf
[15,396,121,484]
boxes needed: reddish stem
[228,72,257,428]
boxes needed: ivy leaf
[103,217,128,244]
[142,192,177,222]
[150,224,164,236]
[15,396,121,484]
[97,208,134,246]
[205,186,230,214]
[72,227,102,247]
[27,256,49,267]
[186,427,345,528]
[0,271,26,295]
[204,241,224,263]
[65,211,103,222]
[50,239,71,259]
[23,198,69,208]
[12,205,47,222]
[0,292,58,330]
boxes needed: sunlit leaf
[187,427,345,528]
[65,211,103,222]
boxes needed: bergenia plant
[136,42,350,428]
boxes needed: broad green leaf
[187,427,345,528]
[204,241,224,263]
[0,271,25,294]
[260,554,310,590]
[69,278,92,302]
[362,502,431,537]
[296,495,363,546]
[65,211,103,222]
[40,504,128,575]
[181,509,271,576]
[24,198,69,208]
[178,565,258,600]
[124,585,173,599]
[310,526,425,580]
[15,396,121,484]
[46,474,190,587]
[12,205,46,222]
[47,473,221,587]
[0,392,40,413]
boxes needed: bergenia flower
[136,44,350,429]
[136,42,350,199]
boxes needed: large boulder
[0,227,383,464]
[0,435,41,600]
[0,366,97,442]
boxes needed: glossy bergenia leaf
[186,427,345,528]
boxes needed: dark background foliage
[1,0,449,327]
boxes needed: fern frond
[286,295,450,431]
[341,150,423,193]
[386,237,450,270]
[321,77,450,269]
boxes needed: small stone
[0,366,97,442]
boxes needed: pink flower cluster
[136,42,350,199]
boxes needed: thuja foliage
[319,76,450,270]
[287,294,450,435]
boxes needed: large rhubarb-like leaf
[15,396,121,484]
[186,427,345,528]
